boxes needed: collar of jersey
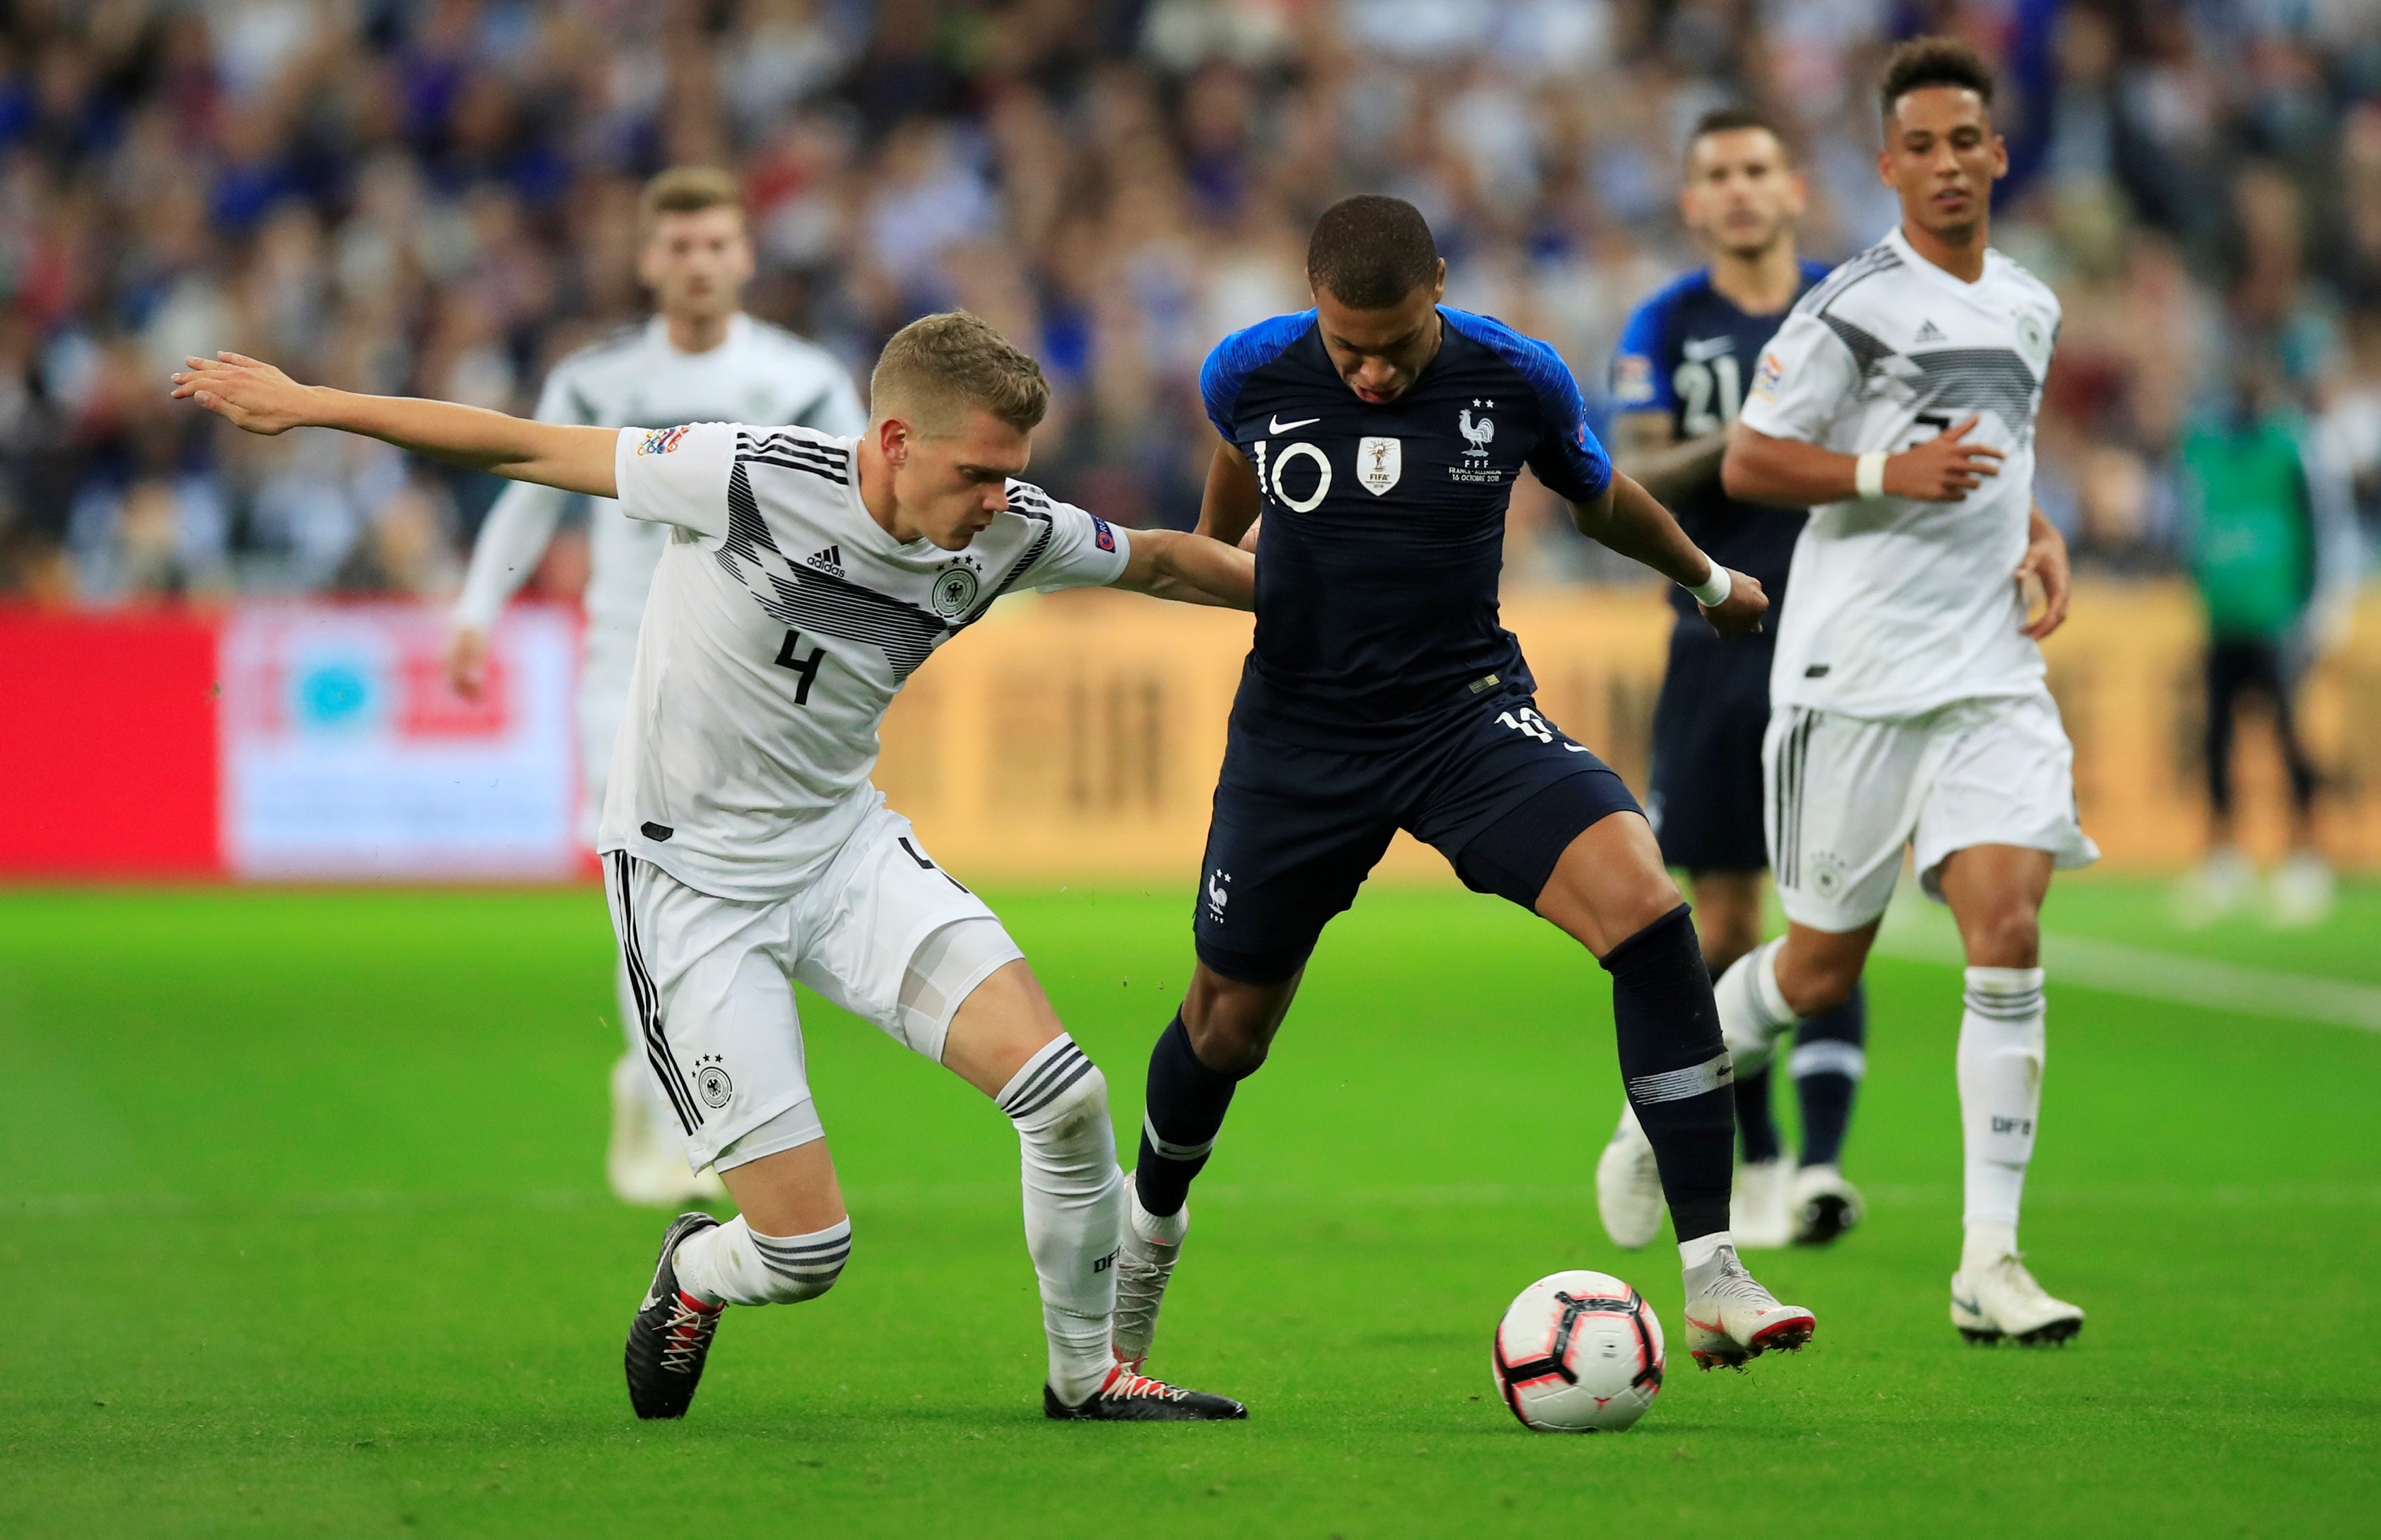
[1885,224,1999,303]
[645,310,751,359]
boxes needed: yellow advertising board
[877,582,2381,886]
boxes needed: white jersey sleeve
[612,424,736,538]
[1020,492,1129,592]
[452,365,588,631]
[1739,310,1864,448]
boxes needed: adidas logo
[1914,318,1946,344]
[805,543,844,578]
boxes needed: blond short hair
[869,312,1050,437]
[638,165,745,238]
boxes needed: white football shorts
[601,805,1023,1173]
[1763,688,2099,933]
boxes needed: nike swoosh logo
[641,1291,665,1313]
[1268,415,1320,433]
[1953,1294,1983,1317]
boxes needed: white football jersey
[597,422,1131,901]
[1738,225,2059,720]
[453,314,867,657]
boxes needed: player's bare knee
[1181,973,1287,1075]
[1964,907,2040,969]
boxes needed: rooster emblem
[1459,403,1496,458]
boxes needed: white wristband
[1855,450,1888,500]
[1684,563,1731,608]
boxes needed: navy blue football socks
[1601,904,1733,1243]
[1133,1013,1250,1218]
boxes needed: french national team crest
[1356,436,1401,495]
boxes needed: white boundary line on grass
[1873,902,2381,1035]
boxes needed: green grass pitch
[3,877,2376,1537]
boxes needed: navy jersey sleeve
[1199,309,1316,439]
[1440,307,1612,504]
[1610,292,1675,415]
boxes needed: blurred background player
[2174,354,2362,928]
[444,167,867,1209]
[1116,195,1817,1381]
[1598,107,1869,1254]
[1718,39,2096,1347]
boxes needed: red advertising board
[0,607,223,877]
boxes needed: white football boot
[1111,1175,1187,1371]
[2267,850,2335,928]
[1682,1242,1816,1369]
[1729,1160,1793,1249]
[1787,1163,1864,1246]
[1595,1104,1665,1250]
[1950,1249,2084,1346]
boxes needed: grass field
[3,875,2377,1537]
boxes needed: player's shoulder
[1790,239,1906,320]
[730,422,856,488]
[1617,269,1710,348]
[742,317,852,372]
[1199,309,1319,426]
[1984,249,2061,315]
[1439,306,1582,406]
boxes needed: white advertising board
[221,604,581,879]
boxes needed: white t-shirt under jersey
[597,422,1131,901]
[452,314,867,656]
[1737,225,2060,720]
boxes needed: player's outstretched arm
[1722,416,2005,507]
[1193,440,1264,548]
[171,352,619,498]
[1569,471,1767,637]
[1110,528,1255,610]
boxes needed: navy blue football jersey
[1610,261,1829,624]
[1199,306,1612,746]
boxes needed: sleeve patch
[637,425,690,456]
[1612,354,1656,407]
[1752,350,1785,401]
[1091,514,1115,552]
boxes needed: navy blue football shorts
[1193,693,1642,985]
[1646,626,1773,874]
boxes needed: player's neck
[663,309,738,354]
[1898,218,1989,285]
[1708,241,1803,316]
[854,437,916,543]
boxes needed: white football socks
[1678,1231,1735,1270]
[1957,966,2046,1263]
[676,1214,852,1307]
[1714,937,1796,1073]
[998,1035,1125,1406]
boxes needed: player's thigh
[790,805,1025,1070]
[1912,691,2099,908]
[1194,729,1397,990]
[1934,844,2054,969]
[1766,705,1933,933]
[603,852,817,1175]
[1533,809,1685,958]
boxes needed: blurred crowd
[3,0,2380,606]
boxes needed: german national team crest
[1356,436,1401,495]
[693,1055,734,1109]
[931,563,980,618]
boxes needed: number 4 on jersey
[773,629,826,703]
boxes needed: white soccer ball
[1491,1269,1665,1433]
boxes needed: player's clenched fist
[1885,413,2003,501]
[1699,568,1768,638]
[170,352,318,435]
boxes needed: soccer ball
[1491,1269,1665,1433]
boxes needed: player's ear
[1430,258,1447,303]
[876,416,910,467]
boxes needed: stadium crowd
[1,0,2377,605]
